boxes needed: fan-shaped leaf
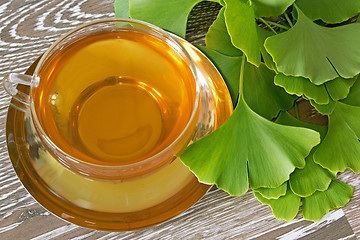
[223,0,281,66]
[181,96,320,195]
[265,6,360,85]
[295,0,360,24]
[205,7,243,57]
[309,98,336,115]
[252,0,296,18]
[128,0,220,38]
[275,74,357,105]
[290,152,336,197]
[254,186,301,221]
[243,63,297,119]
[276,112,335,197]
[302,180,353,221]
[341,76,360,107]
[253,182,287,199]
[326,75,358,101]
[314,101,360,172]
[274,73,329,104]
[223,0,261,66]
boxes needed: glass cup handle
[2,73,33,112]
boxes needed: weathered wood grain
[0,0,359,239]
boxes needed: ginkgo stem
[279,17,290,28]
[258,18,278,35]
[284,12,294,27]
[295,101,300,120]
[268,21,290,30]
[259,18,290,31]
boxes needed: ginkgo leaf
[302,180,353,222]
[314,101,360,172]
[253,182,287,199]
[254,186,301,221]
[205,7,243,57]
[223,0,261,66]
[275,74,357,105]
[326,75,358,101]
[274,73,329,105]
[265,6,360,85]
[295,0,360,24]
[276,112,336,197]
[243,62,296,119]
[223,0,280,66]
[197,45,241,104]
[309,98,336,115]
[341,76,360,107]
[290,153,336,197]
[181,96,320,195]
[252,0,295,18]
[127,0,220,38]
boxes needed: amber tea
[33,29,197,166]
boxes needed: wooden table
[0,1,359,239]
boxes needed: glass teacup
[3,18,233,231]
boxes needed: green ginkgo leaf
[254,186,301,221]
[126,0,220,38]
[223,0,282,67]
[181,96,320,195]
[265,6,360,85]
[243,62,297,119]
[205,7,243,57]
[341,76,360,107]
[274,73,329,104]
[326,75,358,101]
[197,45,241,104]
[314,101,360,172]
[253,182,287,199]
[290,150,336,197]
[295,0,360,24]
[276,112,336,197]
[223,0,261,66]
[302,180,353,222]
[275,74,357,105]
[251,0,296,18]
[309,98,336,115]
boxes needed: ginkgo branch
[284,12,294,27]
[259,18,290,31]
[258,18,278,35]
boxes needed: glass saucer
[5,38,233,231]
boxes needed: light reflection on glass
[183,42,201,62]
